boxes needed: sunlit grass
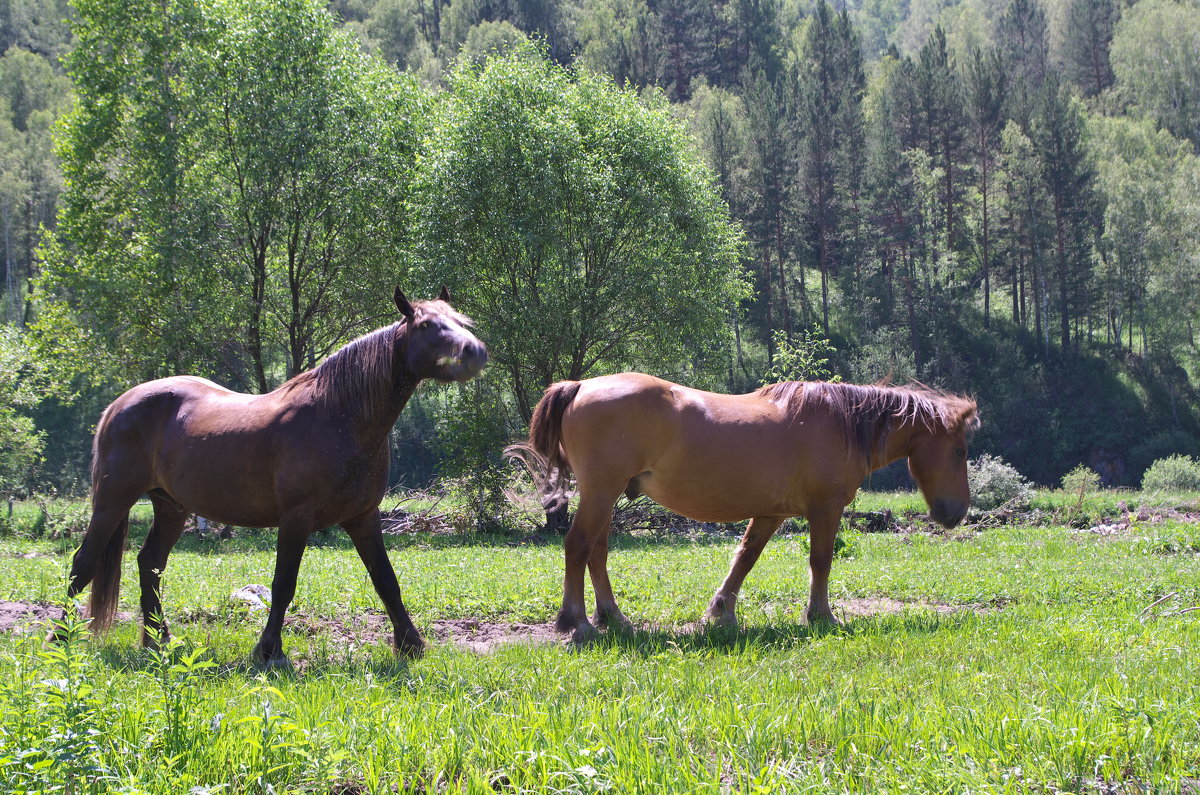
[1,494,1198,792]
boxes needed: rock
[231,584,271,611]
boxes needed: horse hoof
[251,650,292,671]
[396,637,426,659]
[805,610,843,628]
[592,611,633,632]
[569,622,599,646]
[703,611,738,629]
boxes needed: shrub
[967,454,1032,511]
[1141,454,1200,493]
[1061,465,1101,497]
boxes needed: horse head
[394,286,487,383]
[906,397,979,529]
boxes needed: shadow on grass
[92,640,418,684]
[583,608,988,657]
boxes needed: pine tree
[964,45,1007,328]
[796,0,866,335]
[996,0,1048,131]
[1034,75,1098,352]
[1063,0,1116,98]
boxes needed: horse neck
[872,417,923,471]
[353,371,420,443]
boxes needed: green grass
[1,497,1199,792]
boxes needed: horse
[508,373,979,642]
[64,287,486,664]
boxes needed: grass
[0,493,1198,792]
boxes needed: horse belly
[640,443,801,523]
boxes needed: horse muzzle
[930,499,968,529]
[435,341,487,382]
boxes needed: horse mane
[282,321,403,415]
[757,381,979,459]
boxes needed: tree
[1111,0,1200,152]
[1062,0,1115,99]
[1033,75,1097,351]
[0,324,65,499]
[40,0,426,390]
[0,44,70,325]
[1091,115,1200,354]
[795,1,867,335]
[411,46,748,422]
[963,44,1006,328]
[996,0,1048,131]
[575,0,659,90]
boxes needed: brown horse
[509,373,979,641]
[66,287,486,664]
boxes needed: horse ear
[438,285,452,303]
[394,286,415,322]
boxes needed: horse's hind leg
[704,515,785,628]
[343,509,424,658]
[558,486,622,642]
[137,494,189,648]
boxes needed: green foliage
[1060,464,1100,496]
[412,44,748,418]
[1141,454,1200,494]
[1111,0,1200,150]
[0,608,112,792]
[0,325,69,498]
[760,328,840,385]
[967,453,1032,511]
[40,0,429,389]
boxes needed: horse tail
[69,402,127,632]
[83,515,128,632]
[505,380,582,502]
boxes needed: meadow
[0,491,1198,793]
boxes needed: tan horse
[65,288,486,664]
[509,373,979,641]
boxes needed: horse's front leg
[704,516,784,628]
[805,508,844,626]
[557,489,620,643]
[251,518,311,667]
[343,509,424,658]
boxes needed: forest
[3,0,1200,502]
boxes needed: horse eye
[955,448,966,459]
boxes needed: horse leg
[251,518,311,666]
[343,509,424,658]
[806,509,844,626]
[557,489,621,643]
[588,533,631,630]
[137,494,189,649]
[704,516,785,628]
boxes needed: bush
[1141,454,1200,493]
[1061,465,1101,497]
[967,454,1032,511]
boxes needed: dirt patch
[834,596,962,618]
[282,612,561,654]
[429,618,561,653]
[0,601,138,634]
[0,601,66,633]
